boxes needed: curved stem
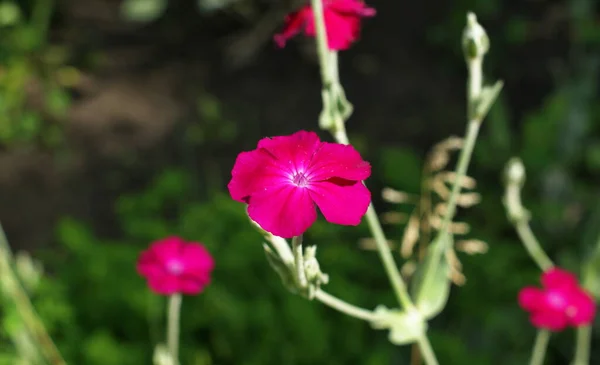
[529,329,550,365]
[314,289,378,322]
[515,221,553,270]
[364,205,415,310]
[0,225,66,365]
[416,336,439,365]
[167,293,182,365]
[573,325,591,365]
[504,182,554,271]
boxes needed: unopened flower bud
[462,12,489,60]
[505,158,526,187]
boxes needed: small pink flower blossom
[518,268,596,331]
[137,236,215,295]
[228,130,371,238]
[274,0,376,51]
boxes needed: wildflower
[137,236,215,295]
[274,0,376,51]
[518,268,596,331]
[228,130,371,238]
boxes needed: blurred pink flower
[518,268,596,331]
[137,236,215,295]
[228,130,371,238]
[274,0,375,51]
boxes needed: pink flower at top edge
[227,130,371,238]
[274,0,376,51]
[137,236,215,296]
[518,267,596,331]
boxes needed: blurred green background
[0,0,599,364]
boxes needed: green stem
[167,293,182,365]
[0,224,66,365]
[573,325,591,365]
[504,181,554,271]
[515,220,553,270]
[308,1,437,363]
[416,336,439,365]
[309,0,333,86]
[438,119,480,234]
[292,235,307,288]
[438,54,486,235]
[529,329,550,365]
[314,289,378,322]
[364,205,415,310]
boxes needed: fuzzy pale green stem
[437,120,480,234]
[438,54,485,235]
[0,224,66,365]
[573,325,591,365]
[314,289,378,322]
[310,0,333,86]
[529,330,550,365]
[416,335,439,365]
[364,205,415,310]
[309,1,437,362]
[503,160,554,271]
[292,235,307,288]
[167,293,182,365]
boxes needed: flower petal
[307,142,371,181]
[247,184,316,238]
[274,8,312,48]
[518,287,545,311]
[309,180,370,226]
[541,268,579,289]
[181,243,215,274]
[179,274,210,295]
[257,131,322,172]
[530,310,568,331]
[568,290,596,326]
[228,149,287,203]
[147,275,180,295]
[328,0,376,17]
[303,0,373,50]
[151,236,186,263]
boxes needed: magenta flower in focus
[137,236,215,295]
[274,0,376,51]
[228,130,371,238]
[518,268,596,331]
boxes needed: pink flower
[274,0,376,51]
[137,236,215,295]
[518,268,596,331]
[228,130,371,238]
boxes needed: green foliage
[0,0,71,147]
[24,169,398,365]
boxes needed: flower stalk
[314,289,378,322]
[503,158,554,271]
[572,325,591,365]
[308,0,439,362]
[167,293,182,365]
[0,223,66,365]
[292,235,308,288]
[529,329,550,365]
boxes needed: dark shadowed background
[0,0,599,364]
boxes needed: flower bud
[462,12,489,60]
[505,158,526,187]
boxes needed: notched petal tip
[273,34,288,48]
